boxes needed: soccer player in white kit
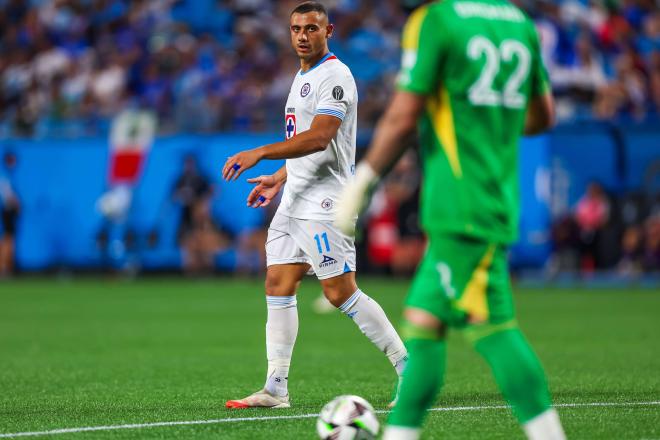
[223,1,408,409]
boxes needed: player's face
[290,12,333,62]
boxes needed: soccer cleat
[225,389,290,409]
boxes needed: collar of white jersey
[299,52,337,76]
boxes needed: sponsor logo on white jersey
[320,255,338,268]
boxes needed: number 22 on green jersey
[467,36,531,109]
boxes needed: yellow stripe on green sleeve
[402,5,430,50]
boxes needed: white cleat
[225,389,290,409]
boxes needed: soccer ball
[316,395,380,440]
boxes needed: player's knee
[322,287,349,308]
[403,308,446,338]
[467,313,487,325]
[264,275,299,297]
[320,273,358,308]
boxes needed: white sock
[339,289,408,372]
[264,295,298,397]
[523,409,566,440]
[382,425,421,440]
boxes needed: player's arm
[364,91,425,175]
[335,4,440,233]
[333,91,424,232]
[524,21,555,136]
[524,92,555,135]
[258,115,341,160]
[222,115,341,181]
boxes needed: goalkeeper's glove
[334,162,379,235]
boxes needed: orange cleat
[225,389,290,409]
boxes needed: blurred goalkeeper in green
[335,1,566,439]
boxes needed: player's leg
[382,242,457,440]
[226,263,307,409]
[465,246,565,440]
[263,263,308,398]
[226,214,309,409]
[471,327,564,439]
[291,217,408,381]
[319,271,408,376]
[384,235,526,439]
[383,307,446,440]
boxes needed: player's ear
[326,23,334,39]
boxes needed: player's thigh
[265,213,310,267]
[460,247,518,344]
[265,213,310,296]
[289,218,356,281]
[482,245,515,325]
[405,234,498,327]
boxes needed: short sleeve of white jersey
[314,74,356,121]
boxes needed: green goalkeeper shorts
[405,234,515,330]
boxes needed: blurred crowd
[0,0,404,138]
[1,0,659,140]
[524,0,660,121]
[550,182,660,276]
[170,154,266,275]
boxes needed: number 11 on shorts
[314,232,330,254]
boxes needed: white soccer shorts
[266,212,356,280]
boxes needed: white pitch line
[0,401,658,438]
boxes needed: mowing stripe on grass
[1,401,658,438]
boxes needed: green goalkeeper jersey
[398,0,550,244]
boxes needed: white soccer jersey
[278,52,358,220]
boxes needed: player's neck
[300,50,330,73]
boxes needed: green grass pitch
[1,277,659,439]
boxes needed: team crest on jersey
[285,114,296,139]
[300,83,311,97]
[321,198,333,210]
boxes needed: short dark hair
[291,1,328,17]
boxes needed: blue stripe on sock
[266,296,297,306]
[338,290,362,312]
[266,299,296,304]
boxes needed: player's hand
[246,175,283,208]
[334,162,379,235]
[222,149,262,181]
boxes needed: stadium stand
[0,0,658,276]
[1,0,658,138]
